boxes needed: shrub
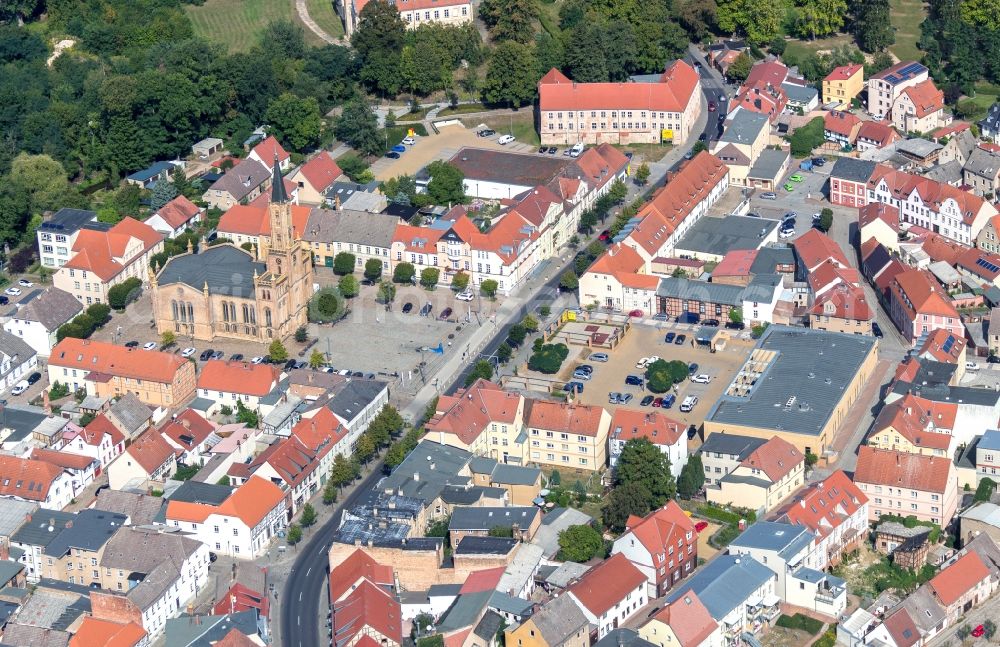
[333,252,356,275]
[108,277,142,310]
[789,117,826,158]
[393,262,416,284]
[646,359,689,393]
[775,614,823,635]
[309,288,346,322]
[528,343,569,374]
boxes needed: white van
[679,396,699,412]
[966,361,980,371]
[568,142,584,157]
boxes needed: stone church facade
[150,162,313,343]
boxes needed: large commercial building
[704,326,879,457]
[538,60,702,146]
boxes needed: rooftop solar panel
[942,336,954,353]
[977,257,1000,273]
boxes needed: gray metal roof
[469,456,498,474]
[157,244,265,298]
[207,158,269,201]
[438,590,492,632]
[665,554,775,620]
[38,208,97,234]
[965,146,1000,179]
[897,138,943,158]
[899,585,946,633]
[441,485,506,505]
[100,527,205,612]
[164,611,261,647]
[474,609,506,640]
[489,591,534,616]
[449,506,538,531]
[830,157,877,183]
[380,441,472,503]
[676,215,778,257]
[429,584,462,598]
[656,277,745,308]
[302,208,397,248]
[491,463,541,486]
[42,509,128,557]
[742,273,782,303]
[326,379,387,423]
[750,245,795,275]
[595,629,658,647]
[0,330,35,380]
[9,288,81,331]
[166,480,234,506]
[0,559,23,585]
[0,499,37,538]
[720,111,769,145]
[528,593,589,645]
[454,536,518,555]
[748,149,790,181]
[11,511,76,548]
[729,521,815,560]
[924,160,963,185]
[781,82,818,105]
[708,325,877,436]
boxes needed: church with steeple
[149,159,314,343]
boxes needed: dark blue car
[391,144,407,153]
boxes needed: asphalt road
[279,464,382,647]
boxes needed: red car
[972,625,985,638]
[694,520,709,532]
[598,230,612,241]
[628,309,643,318]
[708,101,717,112]
[652,397,663,408]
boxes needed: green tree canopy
[425,161,465,205]
[335,98,383,156]
[677,453,705,498]
[339,274,360,298]
[352,0,406,96]
[333,252,357,275]
[266,93,322,153]
[465,360,494,386]
[420,267,440,289]
[394,262,416,284]
[615,438,676,509]
[483,41,538,107]
[378,281,397,303]
[480,279,499,299]
[646,359,689,393]
[268,339,289,362]
[603,482,652,533]
[558,524,604,562]
[364,258,383,283]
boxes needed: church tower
[263,156,312,336]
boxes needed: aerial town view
[6,0,1000,646]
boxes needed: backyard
[186,0,323,52]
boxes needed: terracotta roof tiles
[740,436,802,482]
[651,591,718,647]
[197,361,280,397]
[780,470,867,540]
[50,338,189,384]
[855,446,953,493]
[539,60,699,113]
[166,475,286,528]
[526,400,606,437]
[0,455,65,502]
[929,551,990,606]
[567,553,646,616]
[124,430,176,476]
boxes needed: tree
[496,343,513,364]
[394,262,416,284]
[108,278,141,310]
[791,0,848,39]
[603,482,652,533]
[149,180,178,212]
[236,400,259,428]
[330,454,356,489]
[528,343,570,373]
[333,252,357,276]
[634,163,651,186]
[521,314,539,333]
[465,360,494,386]
[311,288,346,322]
[790,117,826,157]
[451,272,470,292]
[420,267,440,289]
[728,52,753,82]
[507,323,527,347]
[339,274,360,298]
[560,271,580,292]
[266,93,322,153]
[355,433,376,464]
[975,477,996,502]
[716,0,785,44]
[309,349,326,369]
[161,331,176,348]
[425,161,465,205]
[352,1,406,96]
[9,153,72,216]
[300,503,317,527]
[646,359,689,393]
[364,258,383,283]
[558,524,604,562]
[483,41,538,107]
[479,0,538,43]
[268,339,289,362]
[615,438,676,508]
[378,281,397,304]
[335,98,383,156]
[337,154,372,183]
[819,208,834,232]
[323,480,338,504]
[677,454,706,498]
[853,0,894,52]
[295,326,308,343]
[480,279,499,299]
[287,523,303,545]
[984,620,997,640]
[488,525,513,537]
[729,307,743,324]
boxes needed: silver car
[608,392,621,404]
[589,352,609,362]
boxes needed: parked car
[497,134,516,145]
[789,173,804,183]
[11,380,29,396]
[702,319,720,327]
[284,359,298,371]
[250,355,265,364]
[589,352,609,362]
[872,322,883,338]
[599,230,612,242]
[402,136,416,145]
[4,288,20,296]
[688,362,699,375]
[572,370,592,381]
[625,374,644,386]
[125,341,139,348]
[783,182,795,191]
[478,129,495,137]
[27,372,41,385]
[695,520,709,532]
[576,364,593,374]
[181,347,196,357]
[142,342,157,350]
[760,192,777,200]
[679,396,698,412]
[456,290,474,301]
[538,146,547,154]
[783,211,797,221]
[640,395,654,406]
[608,392,622,404]
[628,309,643,317]
[812,157,826,167]
[652,397,664,407]
[564,381,584,394]
[210,350,224,360]
[692,374,711,384]
[384,152,400,159]
[686,424,697,439]
[199,349,214,361]
[17,279,33,287]
[676,312,699,324]
[662,394,676,409]
[0,296,7,305]
[402,302,414,314]
[664,332,676,344]
[230,353,244,361]
[391,144,406,153]
[725,321,746,330]
[439,307,453,320]
[972,625,985,638]
[419,302,433,316]
[708,101,717,111]
[635,356,659,369]
[674,334,686,345]
[547,146,557,155]
[619,393,634,404]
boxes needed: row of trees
[318,405,406,509]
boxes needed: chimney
[65,520,73,529]
[414,471,420,482]
[335,195,342,210]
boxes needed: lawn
[186,0,322,52]
[890,0,927,63]
[304,0,345,39]
[464,112,540,146]
[783,34,855,61]
[536,0,563,38]
[437,103,491,117]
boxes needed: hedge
[528,343,569,374]
[108,277,142,310]
[775,614,823,635]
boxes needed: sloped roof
[622,501,695,558]
[198,361,280,397]
[50,338,188,384]
[62,217,163,281]
[651,591,717,647]
[0,455,66,502]
[929,551,990,606]
[155,196,201,229]
[568,553,646,616]
[526,400,606,436]
[11,287,81,331]
[69,617,146,647]
[296,151,342,192]
[740,436,802,481]
[855,446,953,493]
[539,60,699,112]
[890,268,960,319]
[901,79,944,118]
[329,549,395,602]
[526,593,589,645]
[160,409,216,452]
[123,429,176,475]
[609,409,684,447]
[166,476,286,528]
[780,470,867,540]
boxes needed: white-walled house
[779,470,869,568]
[567,553,648,640]
[611,502,698,597]
[2,288,82,357]
[608,410,688,477]
[0,455,75,510]
[195,361,280,417]
[57,414,126,469]
[0,330,37,394]
[164,476,287,559]
[107,430,177,491]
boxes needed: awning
[746,595,763,607]
[763,594,780,606]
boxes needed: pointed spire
[271,155,288,204]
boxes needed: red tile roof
[213,629,261,647]
[587,244,659,291]
[212,582,271,619]
[609,409,684,447]
[929,551,990,606]
[882,608,920,647]
[567,553,646,616]
[526,401,606,437]
[825,111,861,137]
[901,80,944,118]
[51,338,190,384]
[869,165,993,227]
[69,618,147,647]
[539,60,699,113]
[63,217,163,281]
[713,249,757,278]
[333,579,403,645]
[459,566,506,594]
[858,202,900,232]
[793,229,850,272]
[78,413,125,448]
[824,64,863,82]
[297,151,343,193]
[652,591,718,647]
[329,549,395,602]
[291,407,347,456]
[889,268,960,319]
[857,121,900,148]
[855,446,953,493]
[159,409,215,451]
[781,470,867,540]
[155,196,201,229]
[217,203,311,238]
[167,476,286,528]
[872,393,956,451]
[741,436,803,482]
[426,380,521,446]
[251,136,290,164]
[622,501,695,561]
[0,455,65,502]
[746,61,791,87]
[30,448,96,471]
[197,361,280,397]
[392,223,444,254]
[917,329,966,364]
[809,283,872,322]
[124,430,176,476]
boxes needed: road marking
[307,567,312,577]
[298,615,301,626]
[299,591,303,602]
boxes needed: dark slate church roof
[157,245,265,298]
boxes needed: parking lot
[747,160,831,241]
[369,123,538,181]
[550,322,756,429]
